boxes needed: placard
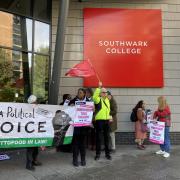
[149,121,165,144]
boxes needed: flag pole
[87,59,101,82]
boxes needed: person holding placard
[154,96,171,158]
[69,88,90,167]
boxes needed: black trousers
[26,147,39,167]
[72,127,87,162]
[95,120,110,156]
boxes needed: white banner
[149,121,165,144]
[0,103,75,148]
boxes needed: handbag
[141,122,148,132]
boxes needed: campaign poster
[149,121,165,144]
[73,101,94,127]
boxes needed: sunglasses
[102,91,107,93]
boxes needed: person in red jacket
[153,96,171,158]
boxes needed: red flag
[65,60,95,77]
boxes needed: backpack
[130,111,137,122]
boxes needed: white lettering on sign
[98,40,149,55]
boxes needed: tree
[33,47,49,101]
[0,48,16,102]
[0,48,13,87]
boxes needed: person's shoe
[73,161,79,167]
[105,154,112,160]
[110,149,116,153]
[141,145,146,149]
[94,155,100,161]
[155,150,165,155]
[81,161,86,166]
[163,152,170,158]
[26,165,35,171]
[32,161,42,166]
[137,145,145,150]
[56,147,61,152]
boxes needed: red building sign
[83,8,163,87]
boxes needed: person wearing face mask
[93,82,111,161]
[69,88,90,167]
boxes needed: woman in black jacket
[69,88,89,167]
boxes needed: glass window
[0,11,32,51]
[22,52,31,100]
[34,21,49,54]
[27,53,32,85]
[0,1,51,103]
[33,54,49,102]
[33,0,51,22]
[0,48,31,102]
[0,48,13,87]
[26,19,32,51]
[0,11,13,48]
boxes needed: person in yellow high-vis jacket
[93,82,111,160]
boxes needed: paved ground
[1,145,180,180]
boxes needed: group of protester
[133,96,171,158]
[26,82,118,170]
[66,82,118,166]
[25,84,171,171]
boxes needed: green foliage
[33,47,49,100]
[0,47,49,102]
[0,49,13,86]
[0,85,15,102]
[14,96,24,103]
[0,49,22,102]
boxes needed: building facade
[0,0,180,143]
[52,0,180,143]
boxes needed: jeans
[160,126,171,153]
